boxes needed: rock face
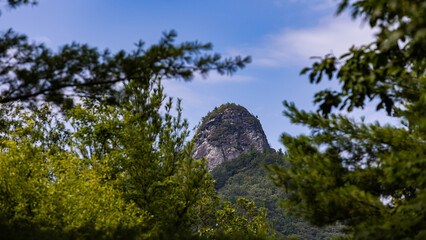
[193,103,270,170]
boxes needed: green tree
[0,73,273,240]
[212,149,344,239]
[267,0,426,239]
[0,2,273,239]
[0,2,250,109]
[1,0,36,10]
[0,104,149,239]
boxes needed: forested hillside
[212,149,344,239]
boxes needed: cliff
[193,103,270,170]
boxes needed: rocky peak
[193,103,270,170]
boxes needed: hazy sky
[1,0,379,149]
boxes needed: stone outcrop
[193,103,270,170]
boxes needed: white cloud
[162,72,254,110]
[162,80,211,108]
[274,0,337,10]
[33,35,52,45]
[192,72,255,84]
[308,0,339,11]
[245,15,376,67]
[272,0,284,7]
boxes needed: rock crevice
[193,103,270,170]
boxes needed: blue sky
[1,0,380,150]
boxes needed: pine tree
[267,0,426,239]
[0,1,250,109]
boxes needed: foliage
[0,2,274,239]
[301,0,425,116]
[212,149,344,239]
[268,0,426,239]
[202,103,255,124]
[196,195,273,239]
[1,0,37,10]
[0,3,250,109]
[0,76,274,239]
[207,123,241,145]
[200,103,261,145]
[0,104,149,239]
[212,149,284,190]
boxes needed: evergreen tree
[0,62,272,240]
[0,1,273,239]
[212,149,344,239]
[0,1,250,109]
[267,0,426,239]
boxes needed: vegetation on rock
[193,103,269,169]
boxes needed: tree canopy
[0,79,272,239]
[0,1,250,109]
[212,149,344,240]
[268,0,426,239]
[0,2,274,239]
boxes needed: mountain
[193,103,270,170]
[194,103,344,239]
